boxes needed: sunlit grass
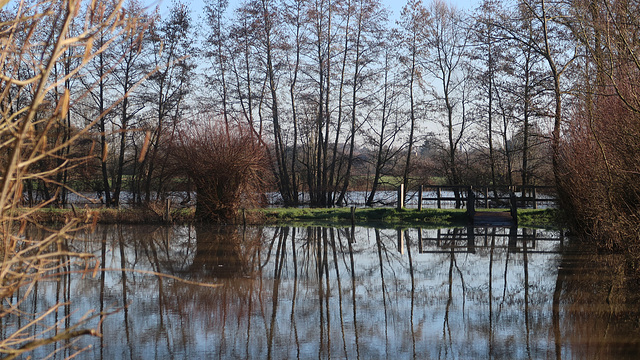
[517,208,563,228]
[258,207,470,227]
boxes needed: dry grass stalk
[0,1,141,357]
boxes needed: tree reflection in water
[6,225,640,359]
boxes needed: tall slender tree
[423,0,470,207]
[336,0,387,205]
[365,32,405,206]
[397,0,429,203]
[111,0,150,206]
[140,1,195,202]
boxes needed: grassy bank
[257,207,560,228]
[18,206,561,229]
[18,207,196,225]
[256,207,468,227]
[517,208,562,228]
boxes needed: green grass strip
[19,206,561,229]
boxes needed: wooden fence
[400,185,557,210]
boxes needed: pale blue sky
[147,0,481,22]
[3,0,479,20]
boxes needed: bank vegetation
[19,206,560,228]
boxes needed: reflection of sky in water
[6,225,640,359]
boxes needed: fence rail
[412,185,557,210]
[416,227,565,254]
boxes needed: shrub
[171,122,271,222]
[558,94,640,251]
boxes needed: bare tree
[495,0,576,184]
[204,0,232,138]
[365,33,406,206]
[140,1,195,203]
[335,0,388,205]
[308,0,335,207]
[282,0,307,205]
[397,0,429,202]
[110,0,150,207]
[80,0,121,206]
[471,0,500,192]
[423,0,470,207]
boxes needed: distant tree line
[199,0,568,208]
[6,0,640,246]
[1,0,556,209]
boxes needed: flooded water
[5,224,640,359]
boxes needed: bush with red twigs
[558,94,640,252]
[172,123,271,223]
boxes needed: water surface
[6,225,640,359]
